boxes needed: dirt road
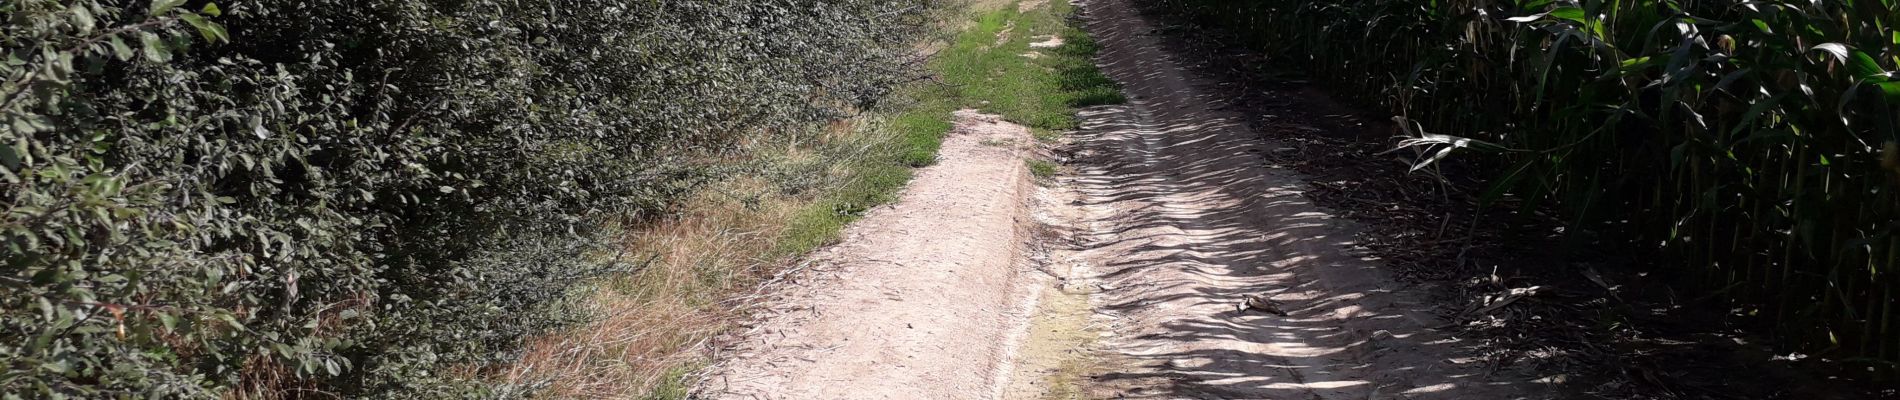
[703,111,1043,400]
[702,0,1542,398]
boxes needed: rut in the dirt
[1051,0,1546,398]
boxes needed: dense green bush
[0,0,935,397]
[1147,0,1900,369]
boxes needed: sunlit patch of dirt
[701,111,1043,399]
[1028,35,1064,48]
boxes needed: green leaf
[1729,94,1787,137]
[1549,7,1586,24]
[1505,13,1546,23]
[201,2,222,17]
[149,0,187,16]
[1878,82,1900,103]
[35,297,55,321]
[216,313,244,330]
[1615,56,1655,77]
[11,115,53,134]
[107,35,134,61]
[1847,50,1886,81]
[137,32,170,63]
[178,14,228,43]
[1811,43,1850,62]
[0,141,18,170]
[69,4,95,34]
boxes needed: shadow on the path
[1062,0,1545,398]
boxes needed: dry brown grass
[496,121,880,399]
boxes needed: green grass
[773,0,1121,256]
[775,159,910,256]
[1032,127,1064,143]
[641,364,697,400]
[913,1,1124,132]
[1027,159,1058,179]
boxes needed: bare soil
[701,111,1044,400]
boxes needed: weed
[1028,159,1059,179]
[641,364,697,400]
[1032,128,1064,143]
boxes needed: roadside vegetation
[915,1,1125,133]
[498,116,917,398]
[1149,0,1900,376]
[0,0,937,397]
[0,0,1108,397]
[502,1,1122,397]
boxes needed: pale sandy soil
[700,111,1045,400]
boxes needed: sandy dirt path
[702,111,1046,400]
[1050,0,1547,398]
[701,1,1552,398]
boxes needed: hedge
[0,0,936,397]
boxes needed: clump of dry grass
[496,118,903,399]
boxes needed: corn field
[1149,0,1900,372]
